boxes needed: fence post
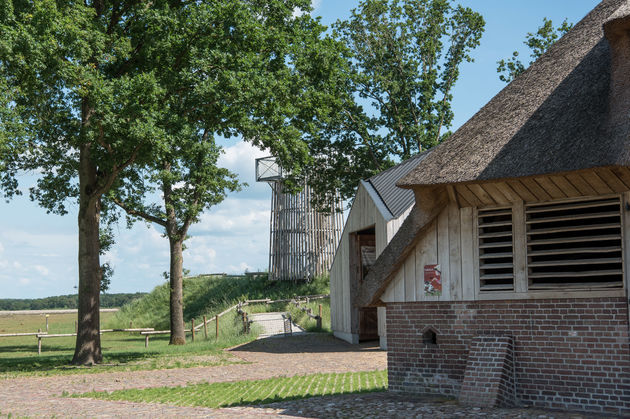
[45,315,49,332]
[74,321,77,334]
[317,304,323,329]
[191,319,195,342]
[215,315,219,341]
[37,328,41,355]
[145,334,149,348]
[203,315,208,339]
[130,321,133,335]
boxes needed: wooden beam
[549,175,581,197]
[596,168,629,193]
[467,184,497,206]
[520,178,553,201]
[534,176,567,199]
[506,180,537,202]
[456,185,483,207]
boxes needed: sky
[0,0,601,298]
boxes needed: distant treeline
[0,293,147,311]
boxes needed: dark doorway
[350,226,378,342]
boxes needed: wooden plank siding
[330,183,413,341]
[381,170,630,304]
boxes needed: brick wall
[458,335,515,407]
[386,297,630,415]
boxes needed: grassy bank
[0,274,330,377]
[108,274,329,331]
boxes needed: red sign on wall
[424,264,442,296]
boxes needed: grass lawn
[75,370,388,408]
[0,311,255,378]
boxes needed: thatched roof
[398,0,630,188]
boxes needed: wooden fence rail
[6,293,330,352]
[35,328,155,355]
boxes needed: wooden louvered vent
[526,197,623,290]
[478,208,514,291]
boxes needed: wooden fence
[1,294,330,352]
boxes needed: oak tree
[0,0,342,362]
[305,0,485,208]
[111,139,239,345]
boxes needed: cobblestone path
[0,334,619,418]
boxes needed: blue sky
[0,0,601,298]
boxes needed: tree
[304,0,485,208]
[497,18,573,83]
[111,138,239,345]
[0,0,343,363]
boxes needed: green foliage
[75,370,388,407]
[0,293,146,311]
[109,274,329,330]
[305,0,485,208]
[497,18,573,83]
[287,299,331,332]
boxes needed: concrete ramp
[249,312,305,338]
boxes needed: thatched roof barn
[357,0,630,415]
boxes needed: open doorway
[350,226,378,342]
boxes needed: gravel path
[0,334,619,418]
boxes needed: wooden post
[45,315,49,332]
[203,315,208,339]
[317,304,323,329]
[130,321,133,335]
[191,319,195,342]
[74,321,77,334]
[145,334,149,348]
[215,315,219,341]
[37,328,41,355]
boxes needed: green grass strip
[75,370,388,408]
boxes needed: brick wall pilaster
[458,335,515,407]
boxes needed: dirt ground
[0,334,620,418]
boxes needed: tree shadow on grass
[0,350,160,374]
[229,334,381,355]
[222,388,387,408]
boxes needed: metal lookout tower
[256,156,344,281]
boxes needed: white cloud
[0,242,4,254]
[219,140,268,184]
[18,277,31,285]
[193,198,269,236]
[34,265,50,276]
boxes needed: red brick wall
[459,335,515,407]
[386,297,630,415]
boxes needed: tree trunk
[71,143,103,365]
[169,237,186,345]
[163,164,186,345]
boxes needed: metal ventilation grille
[478,207,514,291]
[526,197,623,290]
